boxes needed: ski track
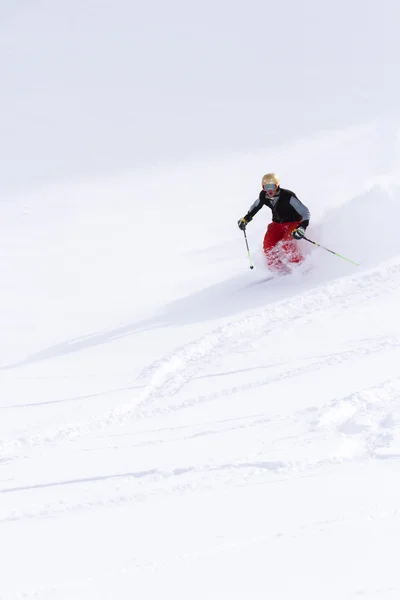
[1,258,400,461]
[2,373,400,524]
[141,334,400,417]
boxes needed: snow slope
[2,2,400,596]
[1,116,400,599]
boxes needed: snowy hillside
[1,117,400,599]
[2,1,400,599]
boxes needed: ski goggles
[263,183,277,191]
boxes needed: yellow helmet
[261,173,280,190]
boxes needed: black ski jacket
[245,188,310,229]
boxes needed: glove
[238,217,248,231]
[292,226,305,240]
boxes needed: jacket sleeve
[289,195,310,228]
[245,196,264,221]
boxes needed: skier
[238,173,310,272]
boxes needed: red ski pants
[263,221,304,271]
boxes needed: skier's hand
[292,226,305,240]
[238,217,248,231]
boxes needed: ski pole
[303,236,359,266]
[243,229,254,269]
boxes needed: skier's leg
[281,221,304,265]
[263,222,286,271]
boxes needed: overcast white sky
[0,0,399,191]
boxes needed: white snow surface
[2,4,400,599]
[1,120,400,600]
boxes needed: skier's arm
[289,196,310,229]
[245,197,264,221]
[238,197,264,230]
